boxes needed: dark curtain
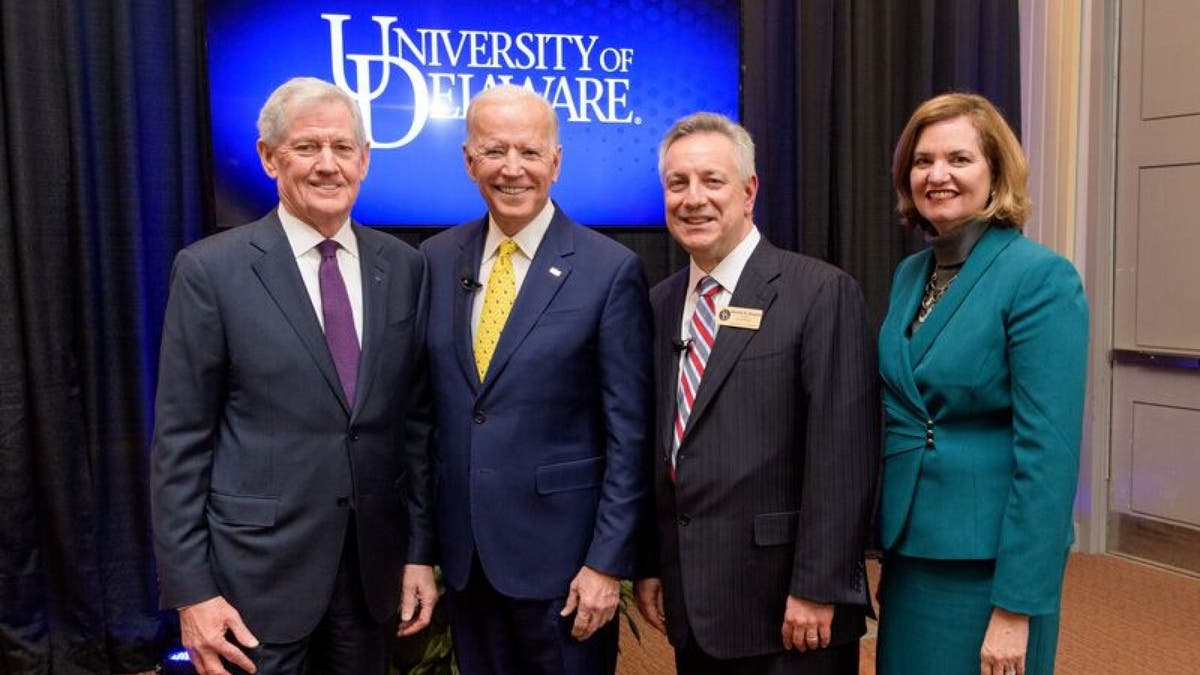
[742,0,1022,325]
[0,1,210,672]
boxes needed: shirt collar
[688,226,761,296]
[482,201,555,262]
[277,204,359,260]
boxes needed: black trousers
[227,516,394,675]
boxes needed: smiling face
[257,98,369,237]
[909,115,993,235]
[661,131,758,271]
[463,96,562,236]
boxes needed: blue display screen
[205,0,741,227]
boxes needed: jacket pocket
[535,456,605,495]
[207,492,278,527]
[535,307,586,328]
[753,510,799,547]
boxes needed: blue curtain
[0,1,210,671]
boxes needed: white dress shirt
[470,201,556,339]
[679,226,762,340]
[278,205,363,347]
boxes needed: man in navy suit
[151,77,436,675]
[420,85,652,674]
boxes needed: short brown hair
[892,92,1030,230]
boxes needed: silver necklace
[916,268,956,324]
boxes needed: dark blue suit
[150,213,434,660]
[421,206,652,672]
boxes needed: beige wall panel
[1134,164,1200,349]
[1141,0,1200,120]
[1130,401,1200,526]
[1111,364,1200,519]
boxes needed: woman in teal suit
[876,93,1088,675]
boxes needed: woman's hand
[980,606,1029,675]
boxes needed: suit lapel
[352,225,387,419]
[478,211,574,397]
[880,251,931,410]
[249,215,350,415]
[683,240,779,444]
[909,226,1020,365]
[453,219,487,394]
[657,270,689,462]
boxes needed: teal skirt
[876,556,1061,675]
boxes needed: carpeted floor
[616,553,1200,674]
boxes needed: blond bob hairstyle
[892,92,1031,230]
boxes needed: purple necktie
[317,239,360,406]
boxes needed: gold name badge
[716,306,763,330]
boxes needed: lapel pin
[548,266,562,277]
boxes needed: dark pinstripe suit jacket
[644,238,879,659]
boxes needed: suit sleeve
[404,255,436,565]
[991,255,1088,615]
[584,252,654,578]
[790,272,880,605]
[150,249,226,609]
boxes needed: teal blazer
[877,225,1088,616]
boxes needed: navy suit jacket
[150,212,434,642]
[645,239,879,659]
[420,206,652,599]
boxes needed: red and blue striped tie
[671,276,721,479]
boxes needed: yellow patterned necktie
[474,239,519,381]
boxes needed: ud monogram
[324,13,430,149]
[323,13,641,149]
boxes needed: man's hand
[980,607,1029,675]
[633,578,667,635]
[780,595,834,652]
[559,566,620,641]
[179,596,259,675]
[397,564,438,637]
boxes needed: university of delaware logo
[323,13,640,149]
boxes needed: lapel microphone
[671,338,692,353]
[459,270,482,292]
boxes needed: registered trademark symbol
[635,116,642,125]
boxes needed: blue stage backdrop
[206,0,740,228]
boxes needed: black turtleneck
[910,219,991,333]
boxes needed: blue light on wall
[206,0,740,227]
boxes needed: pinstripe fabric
[645,239,880,662]
[671,276,721,473]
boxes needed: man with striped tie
[634,113,879,675]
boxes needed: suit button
[678,515,691,527]
[349,431,360,442]
[336,497,349,507]
[472,410,486,424]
